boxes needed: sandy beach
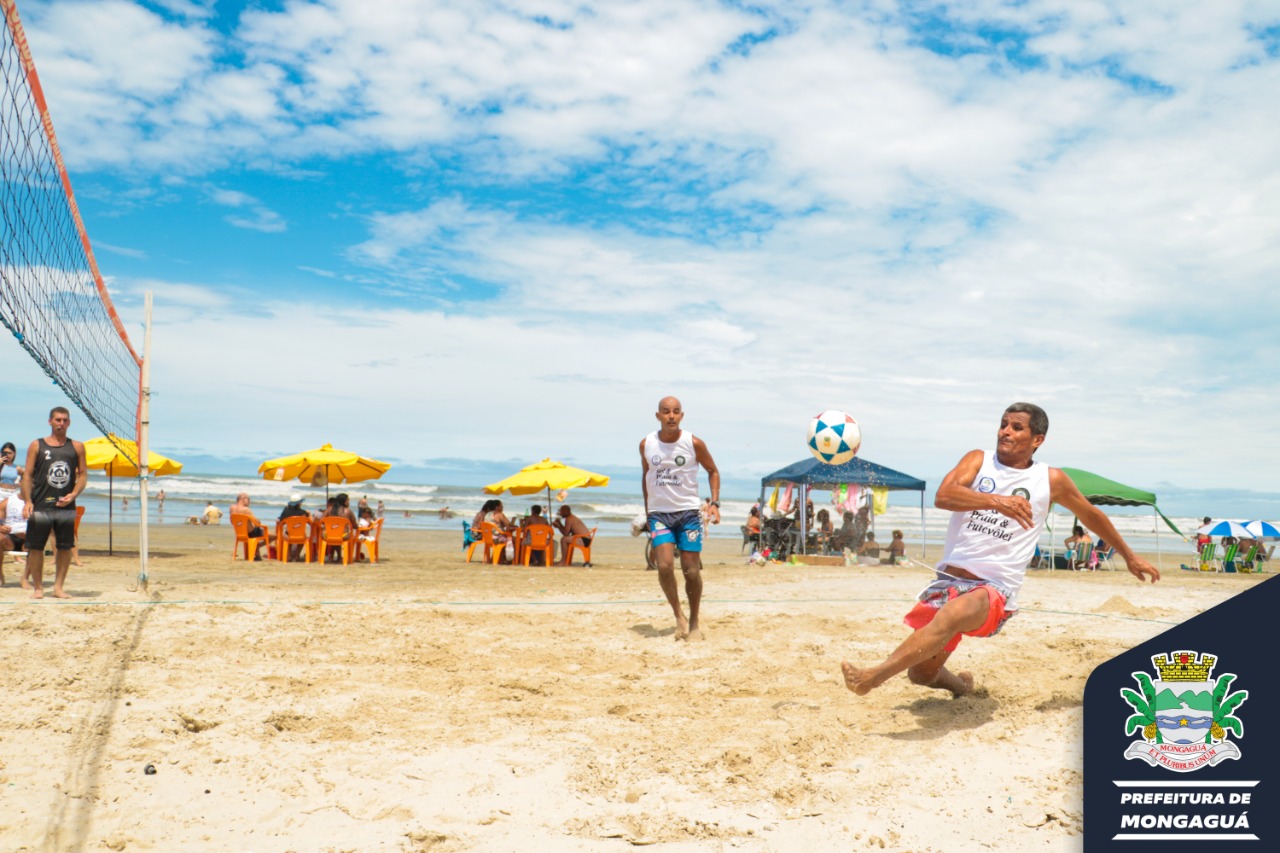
[0,523,1264,852]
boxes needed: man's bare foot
[31,588,43,599]
[949,671,975,697]
[20,577,31,590]
[673,611,690,641]
[52,590,71,600]
[841,660,881,696]
[686,628,705,641]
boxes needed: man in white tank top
[640,396,720,641]
[842,403,1159,698]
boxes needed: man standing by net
[21,407,87,599]
[640,396,720,641]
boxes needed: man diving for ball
[842,403,1160,698]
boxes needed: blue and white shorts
[648,510,703,552]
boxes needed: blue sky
[2,0,1278,511]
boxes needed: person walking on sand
[640,396,721,641]
[20,407,88,599]
[841,403,1159,698]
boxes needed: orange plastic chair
[355,518,384,564]
[564,526,597,567]
[231,514,269,561]
[466,521,494,563]
[521,525,555,566]
[277,516,313,563]
[318,516,354,565]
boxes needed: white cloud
[12,1,1280,491]
[206,187,287,233]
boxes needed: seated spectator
[521,504,553,529]
[356,506,379,561]
[485,500,514,533]
[322,493,358,563]
[554,505,592,566]
[1064,525,1092,570]
[1195,517,1212,554]
[474,499,498,530]
[1092,537,1110,569]
[202,501,222,525]
[0,471,29,584]
[744,506,762,547]
[520,505,554,565]
[230,492,273,560]
[831,511,857,552]
[815,508,834,552]
[857,532,881,565]
[278,493,309,522]
[277,494,310,561]
[880,529,906,564]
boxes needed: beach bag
[504,541,515,561]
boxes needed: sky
[1,0,1278,511]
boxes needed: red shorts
[903,583,1010,653]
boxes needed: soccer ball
[807,410,861,465]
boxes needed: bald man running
[640,396,721,640]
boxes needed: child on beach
[841,403,1159,698]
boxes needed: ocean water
[73,473,1211,558]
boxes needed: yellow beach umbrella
[258,443,391,497]
[84,435,184,478]
[484,458,610,510]
[84,435,184,554]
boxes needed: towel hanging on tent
[872,487,888,515]
[768,485,779,512]
[779,484,794,514]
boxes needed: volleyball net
[0,0,142,462]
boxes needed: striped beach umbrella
[1195,520,1252,539]
[1242,520,1280,539]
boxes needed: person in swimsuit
[640,396,721,641]
[20,407,88,599]
[841,403,1159,698]
[554,505,592,566]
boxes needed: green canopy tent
[1052,468,1185,570]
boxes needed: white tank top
[644,431,701,513]
[937,451,1051,605]
[3,493,27,535]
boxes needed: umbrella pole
[108,461,114,556]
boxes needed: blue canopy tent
[760,457,928,556]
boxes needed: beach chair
[355,518,383,564]
[461,520,475,549]
[1237,544,1258,574]
[1070,543,1093,570]
[521,525,555,567]
[318,516,354,565]
[740,525,755,554]
[1096,546,1116,571]
[564,527,597,567]
[277,516,313,563]
[465,521,494,563]
[231,515,269,561]
[1198,543,1220,572]
[1221,543,1240,573]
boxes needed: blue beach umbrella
[1242,520,1280,539]
[1195,520,1251,539]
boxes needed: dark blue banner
[1084,575,1276,849]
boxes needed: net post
[137,292,152,590]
